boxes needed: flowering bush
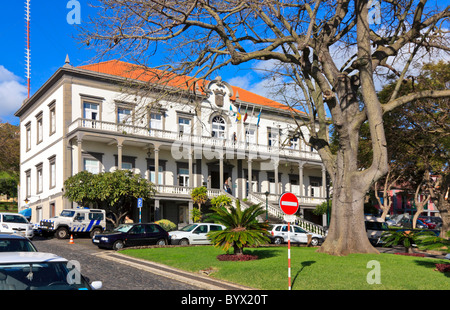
[155,219,177,232]
[217,254,259,261]
[435,264,450,273]
[394,252,426,257]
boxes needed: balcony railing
[68,118,321,161]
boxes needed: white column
[274,160,279,195]
[117,143,123,170]
[77,139,83,173]
[248,159,252,194]
[299,162,304,197]
[154,147,160,186]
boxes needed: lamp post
[265,191,269,221]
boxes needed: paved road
[31,236,201,290]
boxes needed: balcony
[68,118,322,161]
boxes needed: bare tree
[79,0,450,255]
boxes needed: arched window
[211,116,226,138]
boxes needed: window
[84,159,100,174]
[289,137,299,150]
[178,168,189,187]
[25,170,31,198]
[83,102,99,120]
[310,181,320,197]
[36,113,43,144]
[268,129,279,147]
[49,156,56,189]
[121,162,133,170]
[117,107,132,125]
[36,163,43,194]
[210,225,223,232]
[149,165,163,184]
[49,104,56,135]
[25,123,31,151]
[245,125,256,144]
[149,113,163,130]
[211,116,226,138]
[178,117,191,135]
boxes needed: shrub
[217,254,259,261]
[435,264,450,273]
[155,219,177,232]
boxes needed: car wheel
[179,238,189,246]
[274,237,283,245]
[156,238,167,246]
[56,227,69,239]
[310,238,319,246]
[113,240,125,251]
[90,228,102,238]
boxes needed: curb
[93,251,254,291]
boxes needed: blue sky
[0,1,97,124]
[0,1,259,125]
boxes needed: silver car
[268,224,324,246]
[169,223,225,245]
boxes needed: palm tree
[207,200,270,256]
[190,186,208,213]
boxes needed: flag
[256,108,262,126]
[243,107,248,122]
[236,106,241,121]
[229,104,233,116]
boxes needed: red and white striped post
[279,192,299,291]
[288,221,291,290]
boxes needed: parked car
[0,233,37,252]
[92,223,169,250]
[418,218,437,229]
[365,216,389,246]
[267,224,324,246]
[169,223,226,245]
[0,213,34,239]
[0,252,102,290]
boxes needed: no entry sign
[278,192,298,290]
[279,192,299,215]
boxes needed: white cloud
[0,65,27,121]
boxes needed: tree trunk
[437,199,450,239]
[317,160,380,256]
[233,244,244,256]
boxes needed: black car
[0,233,38,252]
[92,223,168,250]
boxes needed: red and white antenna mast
[25,0,31,98]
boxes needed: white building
[15,59,329,228]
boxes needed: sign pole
[137,198,143,223]
[288,221,291,290]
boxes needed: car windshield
[0,239,37,252]
[114,224,133,233]
[180,224,198,232]
[0,262,91,290]
[60,210,75,218]
[2,215,28,224]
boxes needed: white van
[0,213,34,239]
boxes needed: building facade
[15,59,329,228]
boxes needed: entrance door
[178,205,189,225]
[210,171,229,190]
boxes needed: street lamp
[265,191,270,221]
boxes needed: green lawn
[120,246,449,290]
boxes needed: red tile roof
[78,60,302,113]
